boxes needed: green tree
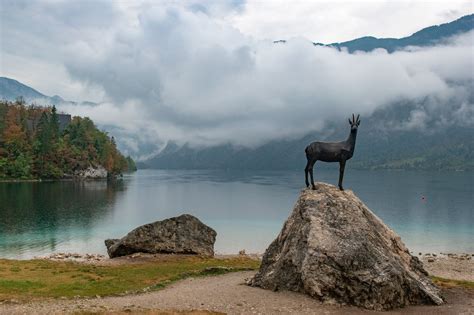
[0,104,33,178]
[1,100,134,179]
[36,111,51,155]
[126,156,137,171]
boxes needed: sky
[1,0,473,157]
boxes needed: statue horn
[356,114,360,123]
[352,113,355,123]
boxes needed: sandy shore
[1,253,473,314]
[419,253,473,282]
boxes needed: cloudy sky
[1,0,473,156]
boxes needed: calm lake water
[0,169,473,259]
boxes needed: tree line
[0,98,136,180]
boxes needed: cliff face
[249,182,444,310]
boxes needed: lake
[0,169,472,259]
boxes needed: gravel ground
[420,254,473,281]
[1,255,473,315]
[1,270,473,314]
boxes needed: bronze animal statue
[304,114,360,191]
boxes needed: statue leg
[338,160,346,191]
[304,159,311,187]
[310,160,317,190]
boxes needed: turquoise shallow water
[0,169,472,259]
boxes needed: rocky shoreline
[0,165,124,182]
[32,250,473,278]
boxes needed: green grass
[0,256,259,301]
[432,276,474,289]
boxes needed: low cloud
[63,6,473,151]
[1,2,473,158]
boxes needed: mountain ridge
[0,77,96,107]
[1,14,473,170]
[314,13,473,52]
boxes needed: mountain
[0,77,48,101]
[145,14,474,171]
[2,15,473,171]
[0,77,94,106]
[313,14,474,53]
[144,107,474,171]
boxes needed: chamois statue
[304,114,360,191]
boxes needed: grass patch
[75,310,224,315]
[432,276,474,289]
[0,256,259,301]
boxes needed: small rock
[239,249,246,256]
[427,258,435,262]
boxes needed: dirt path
[1,270,473,315]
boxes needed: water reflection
[0,180,126,258]
[0,169,473,259]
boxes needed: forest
[0,98,136,180]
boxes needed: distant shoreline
[0,178,109,183]
[0,173,129,183]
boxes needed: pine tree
[50,105,60,141]
[36,111,51,155]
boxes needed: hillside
[2,14,473,172]
[315,14,473,52]
[0,77,94,106]
[145,14,474,171]
[0,99,136,180]
[0,77,47,101]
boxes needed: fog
[1,1,473,157]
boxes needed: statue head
[348,114,360,132]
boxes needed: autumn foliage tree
[0,99,32,178]
[0,100,135,179]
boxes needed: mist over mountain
[1,13,473,170]
[145,14,474,171]
[0,77,96,107]
[315,14,474,53]
[145,101,474,171]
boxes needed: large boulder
[105,214,216,258]
[249,183,444,310]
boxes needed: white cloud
[230,0,473,43]
[1,1,473,157]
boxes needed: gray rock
[249,182,444,310]
[105,214,216,258]
[75,165,108,179]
